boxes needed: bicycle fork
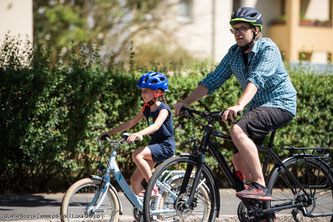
[179,154,205,209]
[86,153,116,215]
[86,176,110,215]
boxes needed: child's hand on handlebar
[127,133,143,143]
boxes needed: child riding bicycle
[98,72,175,196]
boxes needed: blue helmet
[137,72,168,91]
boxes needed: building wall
[167,0,332,63]
[0,0,329,64]
[0,0,33,43]
[167,0,235,62]
[254,0,281,37]
[214,0,235,62]
[137,0,235,63]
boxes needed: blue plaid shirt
[199,38,297,115]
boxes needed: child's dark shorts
[233,106,294,153]
[148,136,175,163]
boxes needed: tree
[33,0,164,67]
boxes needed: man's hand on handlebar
[174,101,189,116]
[222,105,243,123]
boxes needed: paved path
[1,190,330,222]
[0,189,240,221]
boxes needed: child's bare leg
[130,168,145,195]
[132,147,155,183]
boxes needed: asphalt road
[1,190,330,222]
[0,189,240,222]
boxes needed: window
[177,0,193,23]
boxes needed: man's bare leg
[232,152,253,183]
[230,124,265,186]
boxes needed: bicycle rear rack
[284,146,331,168]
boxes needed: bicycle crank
[133,207,143,222]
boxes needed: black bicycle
[143,108,333,222]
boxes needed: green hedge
[0,38,332,193]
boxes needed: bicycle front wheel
[60,178,120,222]
[266,156,333,221]
[143,156,218,222]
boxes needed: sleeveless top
[143,102,174,144]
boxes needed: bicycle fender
[266,154,331,185]
[284,154,330,168]
[90,175,123,215]
[176,152,191,157]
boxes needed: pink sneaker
[236,182,271,201]
[152,186,159,196]
[137,186,159,197]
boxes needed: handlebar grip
[180,107,190,112]
[100,134,110,141]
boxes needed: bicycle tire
[60,178,120,222]
[266,156,333,222]
[143,156,218,222]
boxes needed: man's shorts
[234,106,294,153]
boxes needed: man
[174,7,297,200]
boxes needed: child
[98,72,175,195]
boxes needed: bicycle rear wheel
[61,178,120,222]
[143,156,218,222]
[266,156,333,222]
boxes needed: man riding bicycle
[174,7,297,201]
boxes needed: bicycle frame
[87,138,143,216]
[88,137,196,218]
[180,123,246,213]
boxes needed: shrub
[0,38,332,193]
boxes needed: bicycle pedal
[149,194,161,200]
[238,196,270,202]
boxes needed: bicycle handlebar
[99,133,130,144]
[180,107,242,124]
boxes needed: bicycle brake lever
[122,133,130,141]
[226,111,243,124]
[180,108,194,119]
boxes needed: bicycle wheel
[61,178,120,222]
[143,156,218,222]
[266,156,333,222]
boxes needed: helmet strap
[141,90,163,111]
[240,29,257,52]
[142,99,155,112]
[153,90,164,98]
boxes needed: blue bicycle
[60,133,194,222]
